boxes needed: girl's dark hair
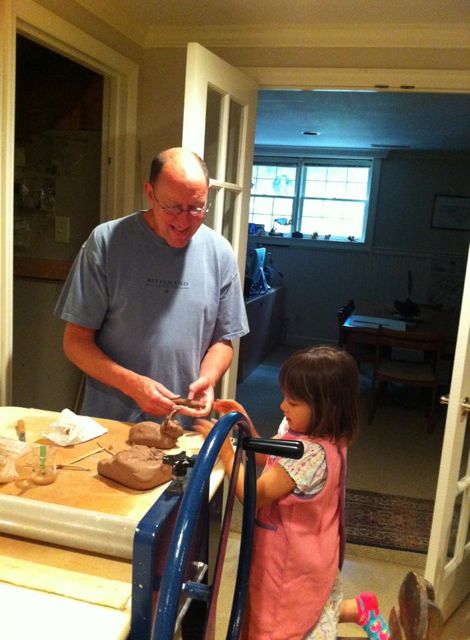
[278,345,360,445]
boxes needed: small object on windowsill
[269,230,284,236]
[347,235,356,242]
[324,234,331,240]
[292,231,303,238]
[312,232,318,240]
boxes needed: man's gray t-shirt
[54,212,249,422]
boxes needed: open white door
[425,243,470,620]
[182,42,257,399]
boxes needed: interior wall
[136,48,187,207]
[374,151,470,253]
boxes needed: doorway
[13,35,103,410]
[236,87,470,501]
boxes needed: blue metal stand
[132,411,303,640]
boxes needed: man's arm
[63,322,177,416]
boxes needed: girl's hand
[213,398,248,416]
[194,418,217,440]
[214,398,259,439]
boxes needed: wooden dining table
[343,302,459,356]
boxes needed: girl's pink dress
[245,425,346,640]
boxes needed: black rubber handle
[242,437,304,459]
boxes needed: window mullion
[292,160,307,233]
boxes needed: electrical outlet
[54,216,70,243]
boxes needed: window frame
[250,151,382,250]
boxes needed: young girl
[196,345,390,640]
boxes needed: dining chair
[336,299,356,347]
[341,324,376,371]
[368,327,444,433]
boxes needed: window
[249,158,374,243]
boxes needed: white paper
[43,409,108,446]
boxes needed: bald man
[55,148,248,425]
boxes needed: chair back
[336,299,355,346]
[369,327,444,432]
[374,327,443,363]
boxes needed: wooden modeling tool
[15,419,26,442]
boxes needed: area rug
[345,489,434,554]
[230,490,436,554]
[230,489,461,554]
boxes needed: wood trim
[14,257,72,281]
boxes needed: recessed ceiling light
[302,131,320,136]
[371,143,410,149]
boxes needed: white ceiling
[71,0,470,152]
[255,89,470,151]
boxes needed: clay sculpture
[97,445,172,490]
[128,414,184,449]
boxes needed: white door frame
[0,0,138,405]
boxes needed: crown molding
[145,23,470,50]
[71,3,470,50]
[241,67,470,91]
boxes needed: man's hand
[128,375,180,417]
[179,376,214,418]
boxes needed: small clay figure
[128,411,184,449]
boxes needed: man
[55,147,248,424]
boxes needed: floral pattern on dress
[270,417,328,496]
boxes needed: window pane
[252,164,296,196]
[304,180,326,198]
[222,190,237,240]
[344,181,368,199]
[251,196,274,215]
[272,198,294,217]
[326,167,348,182]
[225,100,242,184]
[348,167,369,183]
[204,88,222,178]
[325,181,346,198]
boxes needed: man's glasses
[151,186,209,218]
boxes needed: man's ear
[143,182,151,197]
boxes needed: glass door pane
[204,87,222,178]
[225,99,242,184]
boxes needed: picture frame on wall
[432,194,470,231]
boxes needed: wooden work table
[0,406,224,640]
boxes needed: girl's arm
[213,399,268,466]
[195,419,295,508]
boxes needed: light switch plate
[54,216,70,243]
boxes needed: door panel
[425,243,470,620]
[182,43,257,398]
